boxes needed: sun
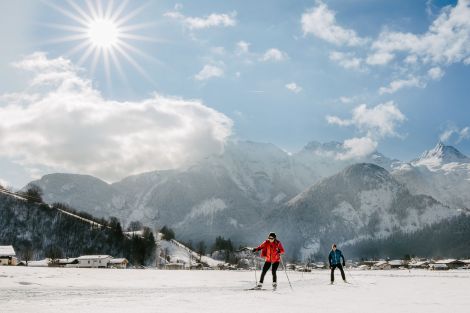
[87,18,119,48]
[45,0,155,84]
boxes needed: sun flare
[88,19,119,48]
[45,0,155,83]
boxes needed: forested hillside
[0,192,155,265]
[341,214,470,260]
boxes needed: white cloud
[260,48,288,62]
[371,0,470,65]
[211,47,226,55]
[0,53,233,182]
[327,102,406,160]
[285,82,302,93]
[439,128,455,142]
[428,66,444,80]
[336,137,378,160]
[379,76,425,94]
[459,127,470,142]
[194,65,224,81]
[339,96,353,104]
[439,125,470,143]
[164,11,237,30]
[301,1,367,46]
[327,101,406,138]
[366,52,395,65]
[0,178,10,188]
[326,115,353,127]
[236,41,250,54]
[329,51,362,69]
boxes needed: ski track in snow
[1,267,469,313]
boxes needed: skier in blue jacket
[328,243,346,284]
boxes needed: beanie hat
[269,232,276,238]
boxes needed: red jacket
[255,239,285,263]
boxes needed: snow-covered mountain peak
[414,142,470,167]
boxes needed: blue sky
[1,0,469,187]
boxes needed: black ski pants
[330,264,346,282]
[260,261,280,283]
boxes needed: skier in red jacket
[252,232,285,289]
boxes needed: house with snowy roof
[108,258,128,269]
[0,245,17,266]
[408,261,430,269]
[460,259,470,268]
[371,261,391,270]
[388,260,405,269]
[77,255,112,268]
[433,259,465,269]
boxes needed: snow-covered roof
[77,255,112,260]
[409,261,429,266]
[460,259,470,264]
[109,258,128,264]
[374,261,388,266]
[0,245,16,257]
[435,259,460,264]
[430,263,448,268]
[28,259,51,267]
[388,260,404,266]
[57,258,77,264]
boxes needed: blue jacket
[328,249,345,266]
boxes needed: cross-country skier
[328,243,346,284]
[252,232,285,289]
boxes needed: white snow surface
[1,267,469,313]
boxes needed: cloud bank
[0,53,233,182]
[327,101,406,159]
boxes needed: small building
[48,258,79,267]
[0,246,17,266]
[108,258,128,269]
[388,260,405,269]
[409,261,429,269]
[77,255,112,268]
[28,259,51,267]
[460,259,470,269]
[372,261,391,270]
[165,262,185,270]
[434,259,465,269]
[429,263,448,271]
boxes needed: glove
[252,248,257,252]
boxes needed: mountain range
[26,141,470,260]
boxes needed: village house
[372,261,391,270]
[164,262,185,270]
[408,260,430,269]
[76,255,112,268]
[52,258,79,268]
[434,259,465,269]
[429,263,448,270]
[108,258,128,269]
[0,246,17,266]
[460,259,470,269]
[388,260,405,269]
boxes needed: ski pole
[345,266,356,285]
[253,253,258,285]
[280,255,293,291]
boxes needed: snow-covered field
[1,267,469,313]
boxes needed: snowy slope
[26,140,469,254]
[1,267,470,313]
[393,142,470,210]
[272,163,458,260]
[158,238,224,267]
